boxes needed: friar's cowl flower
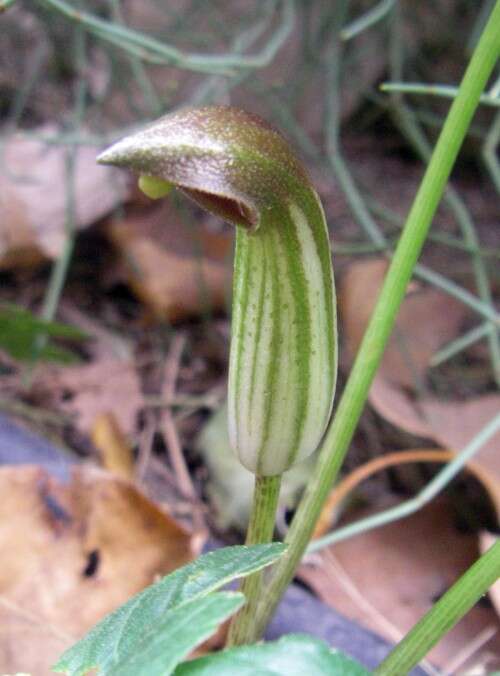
[98,106,337,476]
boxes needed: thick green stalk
[375,541,500,675]
[249,0,500,641]
[227,475,281,646]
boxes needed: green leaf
[0,304,86,363]
[108,592,243,676]
[173,634,370,676]
[53,544,285,676]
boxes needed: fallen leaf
[340,258,466,387]
[301,500,500,673]
[312,446,500,627]
[0,129,127,268]
[51,358,143,437]
[369,378,500,479]
[340,256,500,610]
[0,464,196,675]
[340,257,500,462]
[107,202,232,321]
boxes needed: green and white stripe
[228,190,337,476]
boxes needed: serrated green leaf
[109,592,243,676]
[174,634,370,676]
[53,544,285,676]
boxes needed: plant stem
[249,0,500,642]
[381,82,500,108]
[375,540,500,675]
[226,474,281,646]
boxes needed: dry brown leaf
[340,256,500,615]
[340,258,500,462]
[312,448,500,545]
[107,202,231,321]
[52,358,143,437]
[0,464,196,675]
[340,258,467,387]
[0,129,127,268]
[369,378,500,476]
[301,500,500,672]
[91,412,135,479]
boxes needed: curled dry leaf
[314,447,500,541]
[106,202,232,321]
[0,464,196,676]
[0,129,127,268]
[369,379,500,486]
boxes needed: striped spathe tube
[98,106,337,476]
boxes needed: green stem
[226,474,282,646]
[375,540,500,675]
[249,0,500,641]
[381,82,500,108]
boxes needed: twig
[341,0,398,41]
[135,409,156,483]
[161,334,194,497]
[58,302,131,360]
[160,333,206,534]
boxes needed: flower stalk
[226,475,282,646]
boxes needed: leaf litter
[105,201,232,322]
[0,8,499,672]
[0,130,127,268]
[300,257,500,673]
[0,465,196,675]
